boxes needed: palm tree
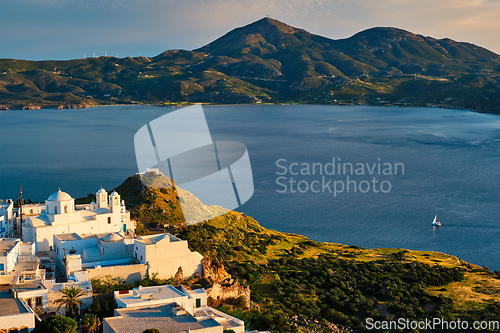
[55,286,86,318]
[82,314,101,333]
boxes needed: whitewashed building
[0,239,48,285]
[53,232,135,272]
[53,232,203,283]
[105,285,244,333]
[134,233,204,279]
[0,291,37,332]
[10,280,93,317]
[0,200,14,238]
[11,284,49,315]
[0,239,21,275]
[22,188,134,252]
[114,285,207,315]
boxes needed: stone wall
[87,264,148,283]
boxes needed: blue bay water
[0,105,499,270]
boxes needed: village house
[0,200,14,238]
[104,285,244,333]
[0,291,38,332]
[0,238,48,285]
[53,232,203,282]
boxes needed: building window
[64,205,68,213]
[54,206,58,214]
[115,197,118,205]
[35,296,42,307]
[26,298,32,308]
[140,256,142,261]
[196,298,201,308]
[30,209,33,214]
[108,217,111,224]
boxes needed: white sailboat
[432,215,441,226]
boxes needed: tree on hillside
[55,286,86,318]
[32,315,78,333]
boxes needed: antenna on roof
[84,53,86,59]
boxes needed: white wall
[0,240,20,274]
[17,289,49,314]
[88,264,148,283]
[0,298,36,333]
[139,237,203,279]
[53,236,97,271]
[0,312,35,332]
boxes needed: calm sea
[1,105,499,270]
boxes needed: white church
[22,188,134,252]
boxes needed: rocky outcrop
[174,266,183,283]
[206,280,250,309]
[202,258,232,283]
[202,257,250,308]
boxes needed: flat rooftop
[12,260,38,273]
[135,233,180,245]
[53,233,95,241]
[44,280,92,293]
[105,303,221,333]
[12,283,46,293]
[0,238,20,256]
[117,285,185,306]
[0,291,29,316]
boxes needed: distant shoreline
[0,101,491,115]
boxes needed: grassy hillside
[112,174,227,226]
[2,18,500,113]
[175,214,500,332]
[97,174,500,332]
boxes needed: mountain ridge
[1,17,500,112]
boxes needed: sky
[1,0,500,60]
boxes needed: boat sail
[432,215,441,226]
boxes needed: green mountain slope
[2,17,500,112]
[111,174,227,226]
[106,173,500,332]
[175,210,500,332]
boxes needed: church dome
[100,233,124,242]
[97,188,107,194]
[47,189,73,201]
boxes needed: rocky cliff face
[202,258,251,308]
